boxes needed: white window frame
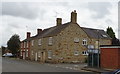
[31,50,34,55]
[38,39,42,45]
[26,50,28,57]
[74,50,79,56]
[102,34,107,37]
[95,41,99,49]
[48,37,53,45]
[24,42,26,48]
[48,51,52,59]
[82,51,88,55]
[31,40,34,46]
[20,50,22,56]
[38,51,40,57]
[26,41,28,48]
[21,43,23,48]
[74,37,79,43]
[82,39,87,45]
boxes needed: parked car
[102,69,120,74]
[2,53,13,57]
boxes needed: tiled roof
[21,22,71,42]
[39,22,71,38]
[81,27,111,39]
[21,23,111,42]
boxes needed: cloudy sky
[0,0,119,47]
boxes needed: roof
[100,45,120,48]
[39,22,71,38]
[81,27,111,39]
[21,22,71,42]
[21,23,111,42]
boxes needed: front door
[35,52,38,61]
[23,52,25,60]
[41,52,45,63]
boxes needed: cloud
[2,2,46,19]
[87,2,112,19]
[0,1,118,47]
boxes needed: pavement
[81,66,115,73]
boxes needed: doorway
[41,52,45,63]
[35,52,38,61]
[23,52,25,60]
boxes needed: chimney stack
[27,32,31,39]
[37,29,42,34]
[71,10,77,23]
[56,18,62,26]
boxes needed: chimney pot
[71,10,77,23]
[27,32,31,39]
[56,18,62,26]
[37,29,42,34]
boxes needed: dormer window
[38,39,42,45]
[48,37,53,45]
[102,35,107,37]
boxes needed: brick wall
[100,46,120,69]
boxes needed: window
[74,37,79,43]
[21,43,23,48]
[26,50,28,57]
[38,51,40,57]
[95,41,99,49]
[82,39,87,45]
[88,45,94,49]
[48,37,53,45]
[102,35,107,37]
[48,51,52,59]
[38,39,42,45]
[31,50,33,55]
[20,50,22,56]
[74,50,79,56]
[24,42,26,48]
[31,40,34,46]
[82,51,88,55]
[26,41,28,48]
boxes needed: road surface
[2,57,92,73]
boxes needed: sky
[0,0,119,47]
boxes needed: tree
[7,34,20,57]
[1,46,6,55]
[112,38,120,45]
[106,27,120,45]
[106,27,116,38]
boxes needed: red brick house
[20,29,42,60]
[100,45,120,69]
[20,32,31,59]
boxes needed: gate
[88,49,100,68]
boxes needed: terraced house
[20,10,111,63]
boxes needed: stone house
[20,10,111,63]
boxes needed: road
[2,57,92,73]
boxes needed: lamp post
[97,30,100,68]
